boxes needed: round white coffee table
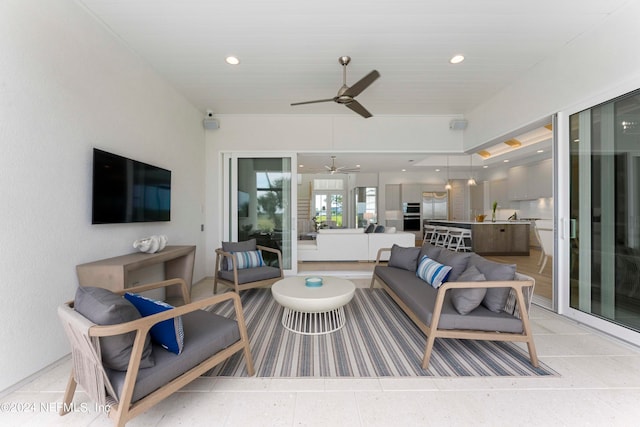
[271,276,355,335]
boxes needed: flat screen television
[92,148,171,224]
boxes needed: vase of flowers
[492,201,498,222]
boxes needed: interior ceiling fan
[324,156,360,174]
[291,56,380,118]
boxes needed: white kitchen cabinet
[489,179,509,208]
[508,159,552,200]
[385,184,401,210]
[508,165,528,200]
[400,184,422,203]
[528,159,552,198]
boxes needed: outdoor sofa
[370,242,539,369]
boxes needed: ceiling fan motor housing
[290,56,379,118]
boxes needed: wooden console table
[76,245,196,298]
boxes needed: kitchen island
[425,220,530,256]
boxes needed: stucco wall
[0,0,206,391]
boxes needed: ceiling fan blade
[343,70,380,97]
[291,98,335,106]
[345,100,373,118]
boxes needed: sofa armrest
[432,277,535,331]
[257,245,283,271]
[374,247,392,264]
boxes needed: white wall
[0,0,206,391]
[204,114,463,275]
[464,0,640,149]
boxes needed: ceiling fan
[324,156,360,174]
[291,56,380,118]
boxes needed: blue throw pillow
[416,255,452,288]
[224,250,264,270]
[124,293,184,355]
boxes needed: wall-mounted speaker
[203,118,219,130]
[449,119,468,130]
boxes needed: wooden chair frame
[58,278,254,427]
[213,245,284,294]
[370,248,539,369]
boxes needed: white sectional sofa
[298,228,416,262]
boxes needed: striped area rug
[205,288,557,377]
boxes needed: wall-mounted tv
[92,148,171,224]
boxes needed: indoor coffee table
[271,276,355,335]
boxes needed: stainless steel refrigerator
[422,192,448,220]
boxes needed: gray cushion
[469,254,516,313]
[106,310,240,403]
[388,244,421,271]
[419,242,442,260]
[221,239,257,269]
[374,265,522,333]
[364,224,375,233]
[218,265,281,284]
[222,238,257,253]
[434,249,471,282]
[451,265,487,315]
[74,287,154,371]
[374,225,385,233]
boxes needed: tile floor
[3,279,640,426]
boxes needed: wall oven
[402,202,421,231]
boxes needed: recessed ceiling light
[503,159,510,163]
[401,169,407,172]
[299,164,304,168]
[225,56,240,65]
[450,55,465,64]
[435,169,441,172]
[355,164,361,168]
[537,149,544,153]
[483,165,488,169]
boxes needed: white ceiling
[76,0,624,170]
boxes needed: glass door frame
[222,152,298,275]
[557,91,640,347]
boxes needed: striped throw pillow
[228,250,265,270]
[416,255,452,288]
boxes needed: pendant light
[444,156,452,190]
[467,155,477,186]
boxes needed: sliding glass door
[224,154,296,273]
[568,89,640,333]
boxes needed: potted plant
[492,201,498,222]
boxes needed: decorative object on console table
[133,234,168,253]
[491,201,498,222]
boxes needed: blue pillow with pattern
[225,250,265,270]
[416,255,452,288]
[124,293,184,354]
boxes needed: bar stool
[423,225,437,244]
[433,226,450,247]
[447,227,472,252]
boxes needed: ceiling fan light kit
[291,56,380,118]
